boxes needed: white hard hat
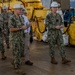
[21,5,25,10]
[2,6,8,10]
[51,1,58,7]
[13,4,21,9]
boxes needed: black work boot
[51,57,58,64]
[62,57,71,64]
[25,60,33,66]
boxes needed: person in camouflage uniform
[9,4,31,74]
[1,6,12,49]
[45,1,71,64]
[0,14,7,60]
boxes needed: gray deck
[0,41,75,75]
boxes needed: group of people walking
[0,1,71,75]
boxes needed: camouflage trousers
[11,40,24,67]
[48,33,66,58]
[21,36,25,57]
[24,33,30,61]
[4,30,9,47]
[0,37,5,53]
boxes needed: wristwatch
[19,27,22,30]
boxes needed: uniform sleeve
[8,16,15,28]
[0,14,3,30]
[59,14,64,26]
[45,14,56,29]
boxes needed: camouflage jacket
[0,14,4,37]
[45,13,64,34]
[8,14,24,42]
[1,12,12,29]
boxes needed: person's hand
[55,25,64,29]
[26,22,32,26]
[21,26,26,30]
[55,26,61,29]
